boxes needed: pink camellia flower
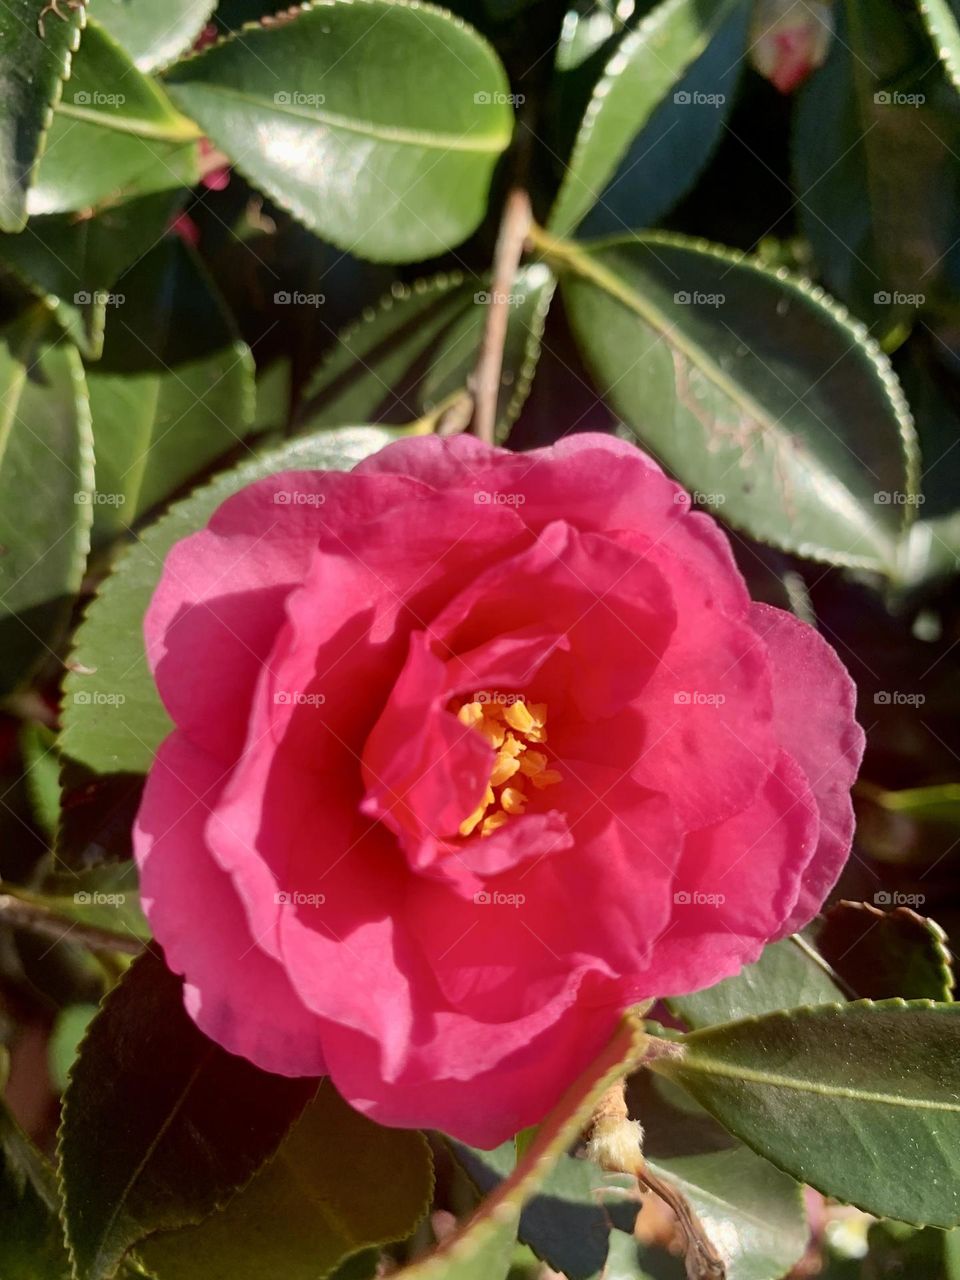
[134,434,863,1146]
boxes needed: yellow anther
[452,694,561,838]
[480,811,509,837]
[490,752,521,787]
[501,785,527,816]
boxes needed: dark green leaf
[816,901,955,1001]
[792,0,960,336]
[0,310,94,695]
[86,237,256,547]
[0,1072,71,1279]
[164,1,513,263]
[0,189,189,359]
[554,230,919,572]
[30,20,200,218]
[449,1142,637,1280]
[59,426,400,775]
[549,0,748,236]
[19,720,60,837]
[89,0,217,71]
[654,999,960,1226]
[668,935,845,1029]
[0,0,83,232]
[139,1082,433,1280]
[298,265,555,439]
[58,949,317,1280]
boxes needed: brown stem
[0,893,144,955]
[469,186,532,444]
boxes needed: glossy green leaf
[0,310,94,695]
[635,1074,808,1280]
[59,426,400,775]
[552,230,920,572]
[549,0,747,236]
[921,0,960,93]
[792,0,960,336]
[164,1,513,262]
[0,1075,71,1279]
[58,950,317,1280]
[89,0,217,71]
[654,999,960,1226]
[0,0,84,232]
[29,20,200,218]
[393,1016,649,1280]
[86,237,256,547]
[668,935,845,1028]
[298,265,555,439]
[139,1082,433,1280]
[449,1143,637,1280]
[0,189,189,359]
[816,901,954,1001]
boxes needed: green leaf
[19,720,60,836]
[29,20,200,218]
[392,1016,649,1280]
[920,0,960,93]
[164,1,513,263]
[0,189,190,359]
[298,265,555,439]
[26,860,150,940]
[0,311,94,695]
[0,0,84,232]
[86,237,256,547]
[860,780,960,825]
[58,950,317,1280]
[792,0,960,336]
[48,1003,99,1094]
[448,1143,637,1280]
[549,229,920,572]
[59,426,399,775]
[635,1073,808,1280]
[89,0,217,71]
[139,1082,433,1280]
[0,1073,72,1279]
[816,901,955,1001]
[667,935,846,1029]
[653,999,960,1226]
[548,0,748,236]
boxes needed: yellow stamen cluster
[456,697,563,838]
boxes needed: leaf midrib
[168,81,511,154]
[668,1057,960,1111]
